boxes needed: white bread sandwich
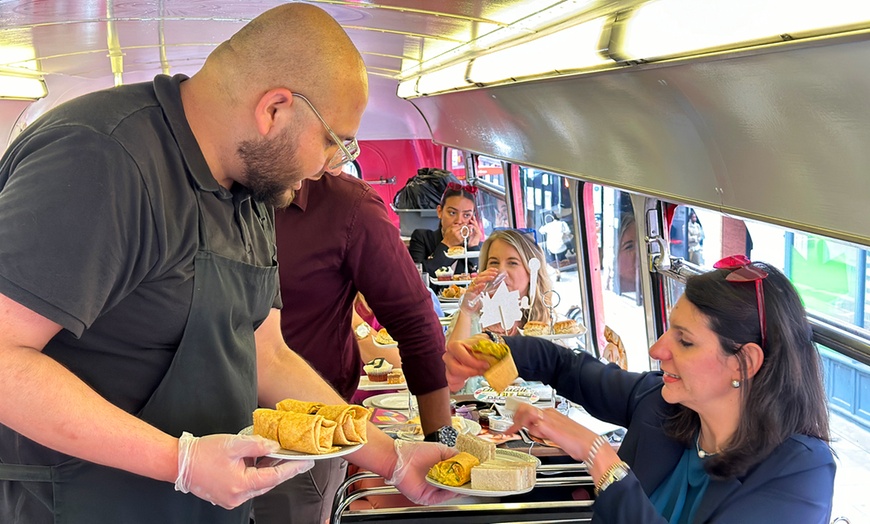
[470,459,536,491]
[456,433,496,463]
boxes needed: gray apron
[0,188,277,524]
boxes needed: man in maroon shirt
[253,172,452,524]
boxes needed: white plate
[445,251,480,260]
[527,332,585,340]
[519,325,587,339]
[239,426,363,460]
[396,417,481,441]
[363,392,415,411]
[430,277,472,286]
[371,337,398,349]
[425,449,540,497]
[473,386,539,405]
[357,374,407,391]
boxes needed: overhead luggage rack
[331,463,595,524]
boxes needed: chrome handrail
[331,465,595,524]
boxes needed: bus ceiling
[1,0,868,247]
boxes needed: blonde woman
[446,230,553,394]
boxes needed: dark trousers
[252,459,347,524]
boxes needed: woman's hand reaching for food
[506,404,617,470]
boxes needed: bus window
[589,185,649,372]
[447,148,467,180]
[476,188,509,236]
[669,205,714,267]
[469,155,509,236]
[475,155,505,187]
[514,167,579,331]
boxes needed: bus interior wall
[355,139,443,228]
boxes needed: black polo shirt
[0,74,279,413]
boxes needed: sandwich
[554,319,582,334]
[470,459,537,492]
[522,321,550,336]
[456,433,496,463]
[470,338,518,393]
[427,452,480,487]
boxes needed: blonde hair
[479,229,553,324]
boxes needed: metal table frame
[331,463,596,524]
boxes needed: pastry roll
[276,399,324,414]
[277,411,339,454]
[348,405,371,443]
[426,452,480,487]
[253,408,339,454]
[316,405,368,445]
[252,408,283,441]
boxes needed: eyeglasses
[713,255,768,349]
[291,93,360,170]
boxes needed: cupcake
[435,266,454,281]
[364,357,393,382]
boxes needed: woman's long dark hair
[663,262,830,478]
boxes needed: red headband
[446,182,478,194]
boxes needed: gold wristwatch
[354,321,372,340]
[595,461,630,495]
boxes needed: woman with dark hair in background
[409,183,484,279]
[445,256,834,523]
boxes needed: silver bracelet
[586,435,607,468]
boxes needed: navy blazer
[509,336,835,524]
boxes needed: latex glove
[443,335,491,392]
[384,439,459,505]
[174,431,314,509]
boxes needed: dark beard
[237,129,304,208]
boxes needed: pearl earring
[731,380,740,388]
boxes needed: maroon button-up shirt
[275,173,447,400]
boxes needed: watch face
[355,323,370,338]
[438,425,458,447]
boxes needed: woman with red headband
[444,256,834,523]
[409,182,484,280]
